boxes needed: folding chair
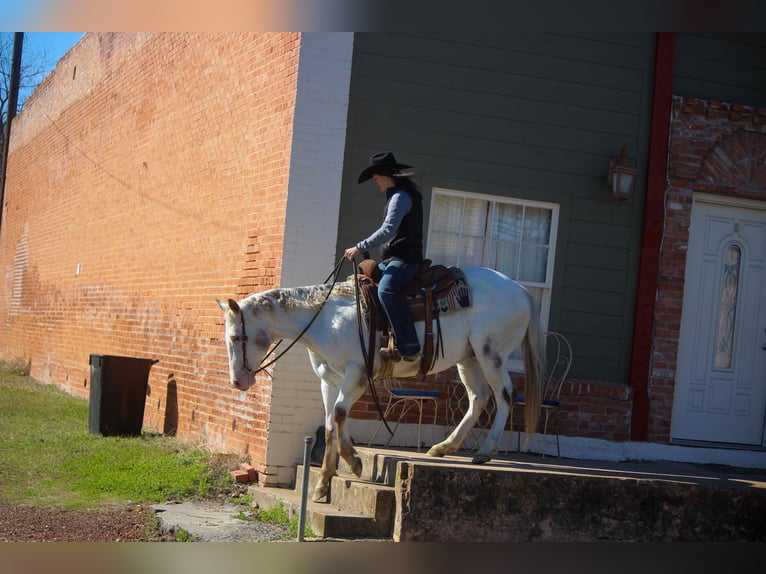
[367,377,439,452]
[511,331,572,457]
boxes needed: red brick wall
[355,367,632,444]
[0,33,301,471]
[647,95,766,442]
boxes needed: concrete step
[248,466,395,539]
[338,446,413,486]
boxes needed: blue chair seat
[391,389,439,398]
[514,395,559,407]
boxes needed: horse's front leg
[334,363,367,478]
[313,379,340,502]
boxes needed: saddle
[355,258,471,379]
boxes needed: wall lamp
[607,146,638,202]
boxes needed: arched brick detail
[701,131,766,192]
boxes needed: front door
[671,194,766,446]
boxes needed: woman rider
[344,151,424,362]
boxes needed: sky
[14,32,84,106]
[24,31,84,77]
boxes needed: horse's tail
[521,289,544,442]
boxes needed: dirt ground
[0,455,287,542]
[0,500,168,542]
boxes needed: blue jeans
[378,259,421,356]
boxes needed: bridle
[232,257,346,379]
[229,256,393,437]
[232,314,283,379]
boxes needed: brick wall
[355,367,632,445]
[647,95,766,442]
[0,32,354,483]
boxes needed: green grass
[255,502,316,539]
[0,361,223,509]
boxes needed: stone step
[298,465,395,530]
[248,466,395,539]
[338,446,413,486]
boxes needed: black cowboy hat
[357,151,412,183]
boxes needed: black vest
[381,186,423,264]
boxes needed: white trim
[693,191,766,211]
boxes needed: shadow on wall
[164,374,178,436]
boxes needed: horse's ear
[227,298,241,314]
[216,298,241,314]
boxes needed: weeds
[254,502,316,539]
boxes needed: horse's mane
[243,281,356,313]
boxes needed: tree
[1,33,51,154]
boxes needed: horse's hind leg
[471,335,521,464]
[427,357,490,457]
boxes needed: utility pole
[0,32,24,233]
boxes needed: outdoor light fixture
[607,146,638,202]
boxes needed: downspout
[0,32,24,233]
[629,32,676,441]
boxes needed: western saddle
[355,258,471,379]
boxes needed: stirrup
[379,347,401,362]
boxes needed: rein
[239,257,346,377]
[235,256,394,438]
[352,258,394,438]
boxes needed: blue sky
[15,32,84,106]
[24,31,84,76]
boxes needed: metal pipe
[297,435,313,541]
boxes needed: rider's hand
[344,247,360,261]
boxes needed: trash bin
[88,354,158,436]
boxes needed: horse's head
[217,297,272,391]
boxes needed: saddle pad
[357,266,472,331]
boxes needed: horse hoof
[427,446,445,457]
[312,483,329,502]
[471,454,491,464]
[349,456,363,477]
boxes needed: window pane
[493,239,520,278]
[492,203,523,241]
[459,237,485,268]
[431,195,463,233]
[522,207,552,245]
[462,199,489,237]
[518,245,549,283]
[430,233,460,266]
[714,244,741,369]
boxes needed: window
[714,243,741,370]
[427,188,559,368]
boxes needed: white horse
[218,266,543,502]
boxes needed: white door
[671,194,766,446]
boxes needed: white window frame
[426,187,559,370]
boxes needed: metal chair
[367,377,440,452]
[511,331,572,457]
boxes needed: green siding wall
[337,33,657,383]
[675,33,766,107]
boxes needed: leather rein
[233,257,393,437]
[237,257,345,378]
